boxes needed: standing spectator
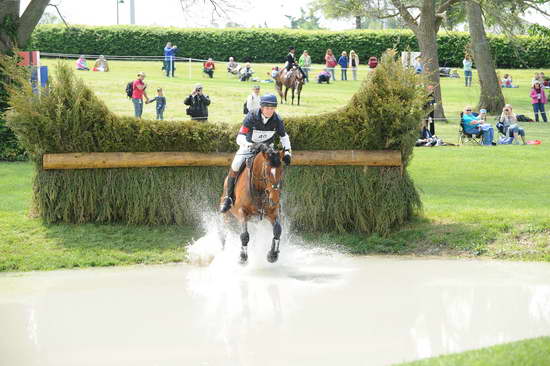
[530,81,548,122]
[531,72,541,86]
[76,55,89,71]
[163,42,178,77]
[227,57,240,75]
[93,55,109,72]
[184,84,210,121]
[298,50,312,82]
[240,62,254,82]
[146,88,167,120]
[245,85,261,114]
[349,50,360,81]
[463,55,473,87]
[540,72,549,87]
[324,49,337,81]
[131,72,149,119]
[413,56,423,74]
[338,51,349,81]
[368,56,378,70]
[424,84,436,135]
[203,58,215,78]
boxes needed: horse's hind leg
[267,217,281,263]
[239,220,249,264]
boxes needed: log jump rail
[42,150,402,170]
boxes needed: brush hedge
[3,50,424,235]
[29,25,550,69]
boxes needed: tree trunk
[415,3,446,120]
[17,0,50,47]
[465,0,505,113]
[355,15,362,29]
[0,0,20,53]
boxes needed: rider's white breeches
[231,148,253,172]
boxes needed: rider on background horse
[284,47,306,80]
[220,94,292,213]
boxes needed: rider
[284,46,306,80]
[220,94,292,213]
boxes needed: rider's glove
[283,151,292,166]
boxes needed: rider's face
[261,106,276,118]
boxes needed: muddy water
[1,228,550,366]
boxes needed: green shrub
[3,50,423,234]
[28,25,550,68]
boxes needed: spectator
[227,57,240,75]
[325,49,337,81]
[540,72,549,88]
[530,81,548,122]
[338,51,349,81]
[367,56,378,70]
[203,58,215,78]
[463,55,473,87]
[413,56,423,74]
[416,119,439,147]
[163,42,178,77]
[270,66,280,79]
[131,72,149,119]
[76,55,89,71]
[245,85,261,114]
[531,72,541,86]
[93,55,109,72]
[462,106,494,145]
[499,104,526,144]
[424,84,436,135]
[184,84,210,121]
[298,50,312,82]
[317,70,331,84]
[146,88,167,121]
[240,62,254,82]
[500,74,518,88]
[349,50,360,80]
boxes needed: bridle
[249,148,284,217]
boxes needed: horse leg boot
[240,221,249,264]
[220,170,238,213]
[267,219,281,263]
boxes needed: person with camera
[499,104,526,144]
[184,84,210,121]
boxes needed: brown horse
[220,143,286,264]
[275,67,305,105]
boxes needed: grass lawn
[395,336,550,366]
[1,59,549,272]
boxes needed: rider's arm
[237,114,254,146]
[276,119,292,153]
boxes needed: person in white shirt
[245,85,261,114]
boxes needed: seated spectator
[498,104,526,144]
[270,66,280,79]
[240,62,254,82]
[203,58,215,78]
[93,55,109,72]
[368,56,378,69]
[184,84,210,121]
[76,55,89,71]
[416,119,439,146]
[317,70,331,84]
[462,106,494,145]
[227,57,240,75]
[500,74,516,88]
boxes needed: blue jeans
[156,108,164,120]
[533,103,548,122]
[464,70,472,86]
[341,68,347,81]
[465,124,493,145]
[132,98,143,118]
[163,59,175,77]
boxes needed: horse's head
[260,146,285,207]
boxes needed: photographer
[184,84,210,121]
[499,104,526,144]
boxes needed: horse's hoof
[240,251,248,265]
[267,251,279,263]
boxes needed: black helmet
[260,94,278,107]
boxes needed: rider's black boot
[220,176,236,213]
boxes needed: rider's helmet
[260,94,278,107]
[289,46,296,52]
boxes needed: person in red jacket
[368,56,378,69]
[203,58,215,78]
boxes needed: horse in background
[220,143,286,264]
[275,67,305,106]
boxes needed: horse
[275,67,305,106]
[220,143,286,264]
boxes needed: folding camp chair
[458,112,483,145]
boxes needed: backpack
[517,114,534,122]
[125,81,134,98]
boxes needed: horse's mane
[265,147,281,167]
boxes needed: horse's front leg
[267,216,281,263]
[239,219,249,264]
[291,87,295,105]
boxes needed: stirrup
[220,196,233,213]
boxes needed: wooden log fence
[42,150,402,170]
